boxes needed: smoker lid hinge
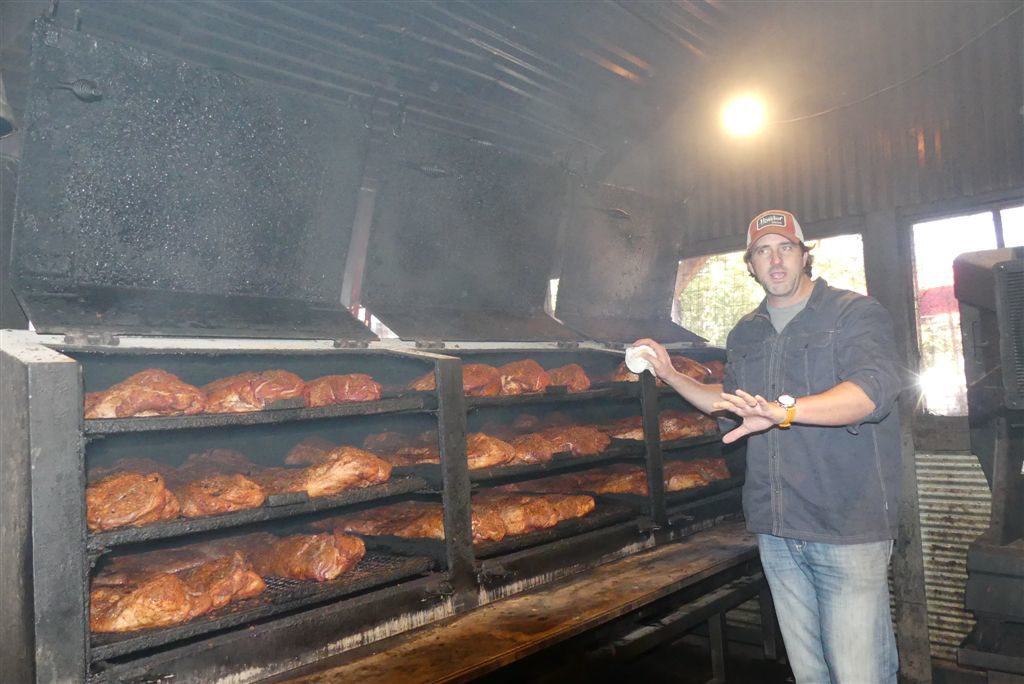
[63,331,120,347]
[556,341,579,350]
[415,340,446,350]
[332,339,370,349]
[603,342,626,351]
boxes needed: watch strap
[779,404,797,429]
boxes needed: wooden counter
[274,520,757,684]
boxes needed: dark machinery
[954,247,1024,681]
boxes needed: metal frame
[1,331,747,683]
[639,371,668,529]
[433,353,477,607]
[1,333,87,683]
[90,553,434,663]
[93,575,454,684]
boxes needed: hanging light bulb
[721,94,766,138]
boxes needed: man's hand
[713,389,787,444]
[630,338,723,415]
[630,338,674,380]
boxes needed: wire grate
[89,551,433,662]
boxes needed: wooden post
[862,208,933,684]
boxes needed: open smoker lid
[361,126,581,343]
[555,183,704,345]
[10,21,375,341]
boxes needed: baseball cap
[746,209,805,248]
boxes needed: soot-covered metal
[11,20,371,339]
[362,125,579,342]
[557,182,703,345]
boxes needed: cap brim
[747,227,802,249]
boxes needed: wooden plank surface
[276,521,755,684]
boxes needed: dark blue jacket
[724,278,903,543]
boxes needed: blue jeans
[757,534,899,684]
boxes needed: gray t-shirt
[768,296,809,332]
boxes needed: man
[634,209,901,684]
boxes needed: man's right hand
[630,339,723,416]
[630,338,674,380]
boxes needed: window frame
[898,191,1024,451]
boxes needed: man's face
[746,233,809,300]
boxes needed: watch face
[778,394,796,408]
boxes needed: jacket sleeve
[835,296,902,428]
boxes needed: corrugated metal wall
[606,1,1024,246]
[915,452,992,662]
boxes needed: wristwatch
[777,394,797,429]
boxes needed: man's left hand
[713,389,787,444]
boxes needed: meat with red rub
[686,457,731,481]
[601,410,716,442]
[578,464,649,495]
[542,493,596,520]
[608,355,711,385]
[175,552,266,616]
[84,368,206,419]
[498,359,552,395]
[89,552,264,633]
[663,460,710,491]
[321,500,508,543]
[304,374,382,406]
[658,410,707,441]
[466,432,516,469]
[241,532,365,582]
[86,471,182,532]
[203,369,305,413]
[249,448,391,497]
[407,363,502,397]
[669,356,712,382]
[174,474,266,518]
[546,364,591,392]
[509,433,559,464]
[473,493,559,535]
[90,573,195,633]
[537,424,611,456]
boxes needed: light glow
[721,95,766,137]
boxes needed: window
[674,234,866,347]
[911,205,1023,416]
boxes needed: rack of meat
[84,368,386,418]
[87,446,396,532]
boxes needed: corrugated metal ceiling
[1,0,764,163]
